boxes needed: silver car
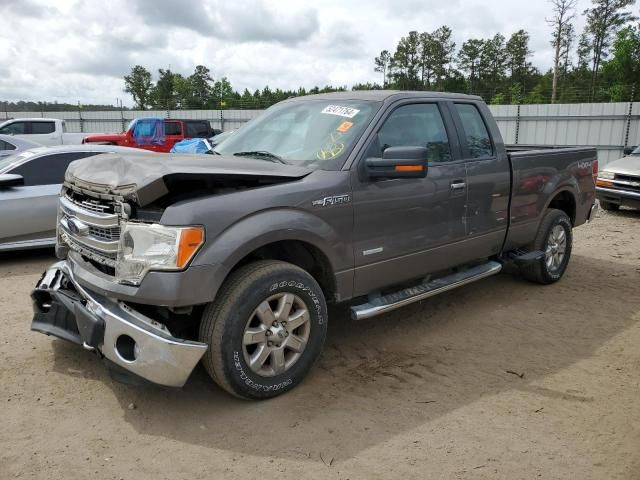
[596,146,640,211]
[0,134,42,158]
[0,144,156,251]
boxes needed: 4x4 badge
[312,194,351,207]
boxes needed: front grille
[613,173,640,192]
[59,187,122,273]
[64,190,115,214]
[89,225,121,242]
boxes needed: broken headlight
[116,223,204,285]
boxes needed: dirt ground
[1,209,639,480]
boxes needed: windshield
[214,99,380,169]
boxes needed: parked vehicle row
[28,91,598,400]
[83,118,220,152]
[0,117,222,153]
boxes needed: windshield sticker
[321,105,360,118]
[336,121,354,133]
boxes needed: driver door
[350,101,470,296]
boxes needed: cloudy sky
[0,0,594,106]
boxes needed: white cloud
[0,0,597,106]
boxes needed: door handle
[450,180,466,190]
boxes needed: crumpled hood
[603,155,640,176]
[65,152,312,206]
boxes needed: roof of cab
[284,90,483,103]
[0,117,65,125]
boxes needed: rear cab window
[454,103,493,158]
[29,121,56,134]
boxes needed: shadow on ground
[50,253,640,462]
[0,248,56,277]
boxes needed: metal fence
[3,101,639,165]
[490,102,639,165]
[1,109,263,136]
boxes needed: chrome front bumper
[596,187,640,208]
[31,262,208,387]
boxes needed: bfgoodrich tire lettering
[199,260,327,400]
[521,208,573,285]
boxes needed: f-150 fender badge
[312,194,351,207]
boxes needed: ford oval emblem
[67,217,90,236]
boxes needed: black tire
[521,208,573,285]
[600,200,619,211]
[199,260,327,400]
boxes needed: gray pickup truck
[31,91,598,399]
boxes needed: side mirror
[0,174,24,188]
[366,146,428,179]
[623,146,635,156]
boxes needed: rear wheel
[600,200,619,211]
[521,209,573,285]
[199,260,327,399]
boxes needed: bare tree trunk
[552,40,561,103]
[548,0,576,103]
[590,39,602,102]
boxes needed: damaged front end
[32,152,311,386]
[31,262,207,387]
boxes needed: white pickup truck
[0,118,85,146]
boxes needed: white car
[0,144,157,251]
[0,118,85,146]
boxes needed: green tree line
[373,0,639,104]
[123,64,348,110]
[120,0,638,109]
[1,100,124,112]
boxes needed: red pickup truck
[83,119,216,153]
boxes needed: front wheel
[199,260,327,399]
[521,208,573,285]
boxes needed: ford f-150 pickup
[31,91,598,399]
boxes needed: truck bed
[504,146,598,251]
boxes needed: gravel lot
[1,209,639,480]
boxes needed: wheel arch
[193,208,349,303]
[226,239,338,302]
[545,188,577,225]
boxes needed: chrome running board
[350,261,502,320]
